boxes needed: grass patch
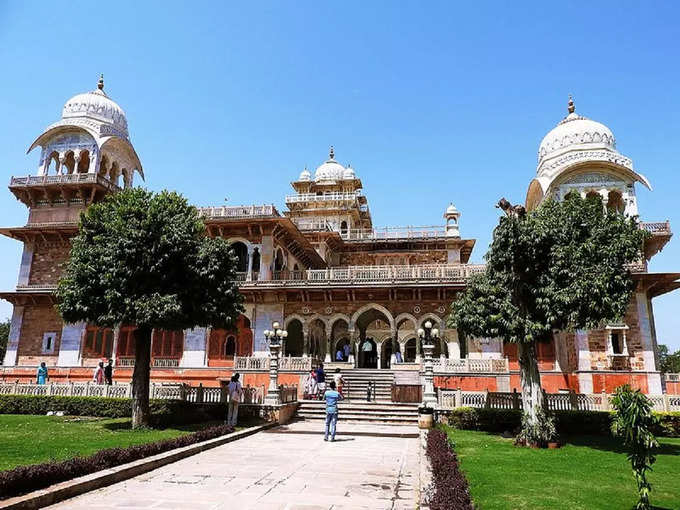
[442,426,680,510]
[0,414,223,472]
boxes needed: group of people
[35,359,114,385]
[304,363,345,399]
[334,342,352,361]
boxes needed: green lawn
[442,426,680,510]
[0,414,223,471]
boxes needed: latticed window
[209,329,238,359]
[83,326,113,358]
[116,326,137,357]
[152,330,184,358]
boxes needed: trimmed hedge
[426,429,473,510]
[0,423,235,500]
[0,395,226,426]
[440,407,680,437]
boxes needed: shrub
[611,385,659,510]
[440,407,679,438]
[0,423,234,500]
[426,429,473,510]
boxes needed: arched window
[225,336,236,357]
[152,330,184,359]
[64,151,76,174]
[274,248,285,272]
[251,248,260,273]
[83,325,114,358]
[340,221,348,235]
[77,150,90,173]
[231,242,248,272]
[607,190,625,214]
[46,151,60,174]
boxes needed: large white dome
[314,146,346,181]
[538,98,615,165]
[62,76,128,136]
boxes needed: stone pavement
[47,420,421,510]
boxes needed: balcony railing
[197,205,279,219]
[432,357,509,373]
[285,191,362,203]
[301,264,486,284]
[233,356,318,372]
[294,219,448,240]
[640,221,671,234]
[10,173,120,190]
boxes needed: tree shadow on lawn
[562,434,680,457]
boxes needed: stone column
[576,329,593,394]
[324,336,331,363]
[17,242,34,286]
[422,337,437,406]
[2,306,24,366]
[302,332,309,358]
[415,337,422,363]
[259,235,274,281]
[376,342,382,370]
[57,322,87,367]
[264,342,281,405]
[180,327,208,367]
[447,329,460,360]
[636,292,663,394]
[246,245,254,281]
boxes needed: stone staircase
[295,400,419,425]
[340,369,395,402]
[295,369,420,425]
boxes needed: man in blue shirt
[323,380,343,441]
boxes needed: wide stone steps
[296,400,419,424]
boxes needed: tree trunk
[131,327,152,429]
[517,340,545,431]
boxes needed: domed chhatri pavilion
[0,84,677,398]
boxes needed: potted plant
[418,404,435,429]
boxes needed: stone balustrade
[0,381,296,405]
[437,389,680,412]
[10,173,121,190]
[285,191,362,203]
[197,204,278,219]
[432,357,510,373]
[640,221,671,234]
[234,356,316,372]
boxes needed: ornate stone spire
[567,94,575,114]
[329,146,335,160]
[97,74,105,91]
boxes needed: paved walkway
[47,421,420,510]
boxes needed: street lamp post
[264,321,288,406]
[418,320,439,407]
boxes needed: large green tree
[57,188,243,428]
[658,344,680,374]
[450,193,647,443]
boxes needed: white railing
[151,358,180,368]
[234,356,316,372]
[344,226,447,240]
[0,381,133,398]
[285,191,362,203]
[437,389,680,412]
[664,373,680,382]
[197,205,278,219]
[433,358,510,373]
[10,173,120,190]
[304,264,486,283]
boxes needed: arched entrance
[381,339,393,368]
[284,319,304,357]
[359,337,377,368]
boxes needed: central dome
[62,76,128,136]
[314,146,346,181]
[538,98,615,166]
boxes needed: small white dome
[343,166,356,179]
[538,98,615,165]
[299,168,311,181]
[62,76,128,136]
[314,146,346,181]
[445,203,458,215]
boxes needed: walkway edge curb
[0,422,275,510]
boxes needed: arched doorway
[381,339,393,368]
[285,319,304,357]
[231,242,248,273]
[359,337,377,368]
[404,338,417,362]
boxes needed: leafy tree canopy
[450,193,648,345]
[658,344,680,374]
[57,188,243,331]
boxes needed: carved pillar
[264,342,281,405]
[302,331,309,358]
[58,153,66,174]
[422,337,437,406]
[73,151,81,174]
[246,245,254,282]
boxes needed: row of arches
[43,149,133,188]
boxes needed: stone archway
[353,305,394,369]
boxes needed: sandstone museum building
[1,81,678,397]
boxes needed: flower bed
[426,429,473,510]
[0,423,234,500]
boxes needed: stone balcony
[197,204,279,219]
[9,173,121,207]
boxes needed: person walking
[227,373,244,426]
[104,359,114,385]
[333,368,345,396]
[36,362,49,385]
[323,380,343,442]
[93,361,105,384]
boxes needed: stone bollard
[455,388,463,408]
[601,390,610,411]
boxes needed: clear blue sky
[0,2,678,349]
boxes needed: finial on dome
[567,94,575,114]
[329,146,335,160]
[97,74,105,91]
